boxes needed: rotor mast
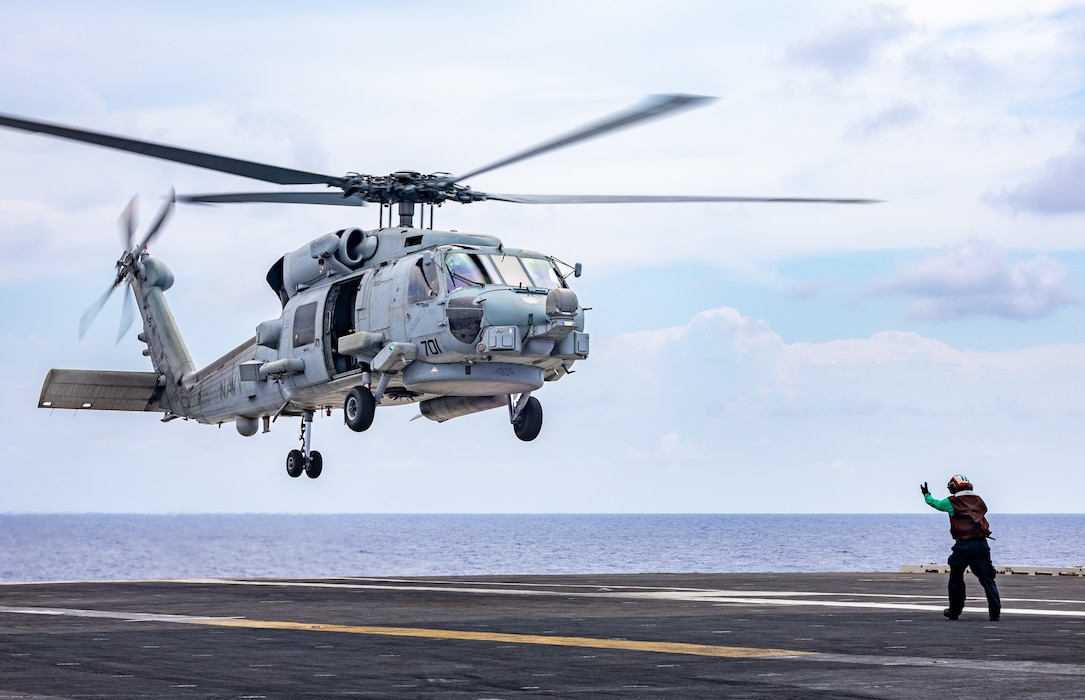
[398,201,416,227]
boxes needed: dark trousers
[947,538,1001,616]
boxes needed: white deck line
[155,577,1085,617]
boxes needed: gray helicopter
[2,95,876,479]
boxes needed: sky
[1,1,1084,513]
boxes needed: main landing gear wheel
[344,386,375,432]
[512,396,543,442]
[286,449,305,478]
[305,451,323,479]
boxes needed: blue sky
[2,1,1084,513]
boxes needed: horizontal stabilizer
[38,369,167,412]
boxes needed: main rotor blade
[452,94,716,183]
[0,112,346,187]
[136,189,175,251]
[178,191,367,206]
[79,283,119,340]
[483,193,882,204]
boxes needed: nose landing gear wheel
[286,449,305,478]
[512,396,543,442]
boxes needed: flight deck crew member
[921,475,1001,621]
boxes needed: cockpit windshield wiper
[449,270,485,287]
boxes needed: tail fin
[130,255,197,402]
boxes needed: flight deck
[3,572,1085,698]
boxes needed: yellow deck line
[191,618,813,658]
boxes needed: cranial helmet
[947,474,973,493]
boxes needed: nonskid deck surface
[2,573,1084,698]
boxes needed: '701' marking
[420,338,442,356]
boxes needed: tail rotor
[79,189,175,342]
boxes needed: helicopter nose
[472,288,583,354]
[545,288,579,318]
[478,288,578,328]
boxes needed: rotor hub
[341,172,486,206]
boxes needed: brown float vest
[947,493,992,540]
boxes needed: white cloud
[788,4,918,76]
[990,128,1085,214]
[785,276,836,300]
[564,304,1085,511]
[845,101,923,140]
[905,45,999,92]
[1057,5,1085,55]
[605,304,1079,418]
[4,2,1085,514]
[860,239,1080,320]
[6,295,1085,513]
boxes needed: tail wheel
[344,386,376,432]
[286,449,305,478]
[512,397,543,442]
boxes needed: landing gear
[344,385,375,432]
[305,450,323,479]
[286,449,305,478]
[510,394,543,442]
[285,411,323,479]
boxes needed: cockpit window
[491,255,533,289]
[445,252,493,291]
[444,251,564,291]
[408,254,441,303]
[521,257,564,290]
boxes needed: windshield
[445,252,495,290]
[445,251,564,292]
[491,255,533,289]
[520,257,563,290]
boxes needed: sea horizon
[3,513,1082,583]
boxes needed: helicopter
[1,94,876,479]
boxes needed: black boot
[943,608,959,620]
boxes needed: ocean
[1,514,1082,582]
